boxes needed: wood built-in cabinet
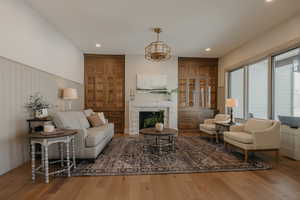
[84,54,125,133]
[178,57,218,132]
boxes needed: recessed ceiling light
[96,43,101,48]
[266,0,273,2]
[205,48,211,52]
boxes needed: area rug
[71,136,271,176]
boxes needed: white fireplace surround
[128,101,177,135]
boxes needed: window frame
[228,67,246,119]
[228,58,270,120]
[271,47,300,119]
[247,58,269,119]
[227,45,300,121]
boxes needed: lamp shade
[62,88,78,99]
[225,98,238,108]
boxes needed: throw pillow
[87,114,102,127]
[97,112,107,124]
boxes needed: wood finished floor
[1,133,300,200]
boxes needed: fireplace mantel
[128,100,177,135]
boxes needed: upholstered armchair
[224,118,281,162]
[199,114,230,142]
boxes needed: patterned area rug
[71,136,271,176]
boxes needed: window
[248,59,268,118]
[229,68,244,118]
[273,48,300,119]
[227,46,300,121]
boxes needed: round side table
[29,129,77,183]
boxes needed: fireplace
[139,111,164,129]
[128,101,177,135]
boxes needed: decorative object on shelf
[43,124,55,133]
[145,27,171,62]
[27,118,52,133]
[26,92,51,119]
[62,88,78,111]
[165,88,178,102]
[155,122,164,132]
[225,98,238,124]
[129,88,135,101]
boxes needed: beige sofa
[224,118,280,162]
[199,114,230,142]
[51,111,114,161]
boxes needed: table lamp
[62,88,78,111]
[225,98,238,124]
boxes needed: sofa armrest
[230,125,245,132]
[216,119,231,124]
[74,128,87,138]
[204,119,216,124]
[251,122,281,147]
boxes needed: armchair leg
[244,150,248,162]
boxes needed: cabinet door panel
[178,58,218,131]
[85,55,125,133]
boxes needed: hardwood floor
[1,133,300,200]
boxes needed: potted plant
[165,88,178,102]
[26,92,51,119]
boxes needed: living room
[1,0,300,199]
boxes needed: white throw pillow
[97,112,107,125]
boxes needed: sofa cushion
[224,131,253,144]
[97,112,107,124]
[83,109,94,117]
[244,118,273,133]
[87,114,103,127]
[200,124,216,131]
[85,124,114,147]
[53,111,90,129]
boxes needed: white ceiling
[26,0,300,57]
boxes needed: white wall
[125,55,178,133]
[0,56,84,175]
[218,13,300,112]
[0,0,84,175]
[0,0,84,83]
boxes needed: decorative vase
[155,123,164,132]
[35,108,48,119]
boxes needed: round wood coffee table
[140,128,177,155]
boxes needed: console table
[29,129,77,183]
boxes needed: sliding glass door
[229,68,244,119]
[228,47,300,120]
[273,48,300,119]
[248,59,268,119]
